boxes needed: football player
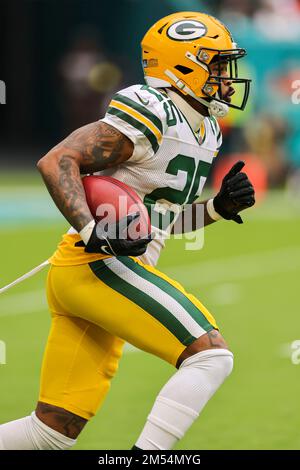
[0,12,254,450]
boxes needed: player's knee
[194,329,229,351]
[35,402,87,440]
[212,350,234,380]
[176,329,230,367]
[180,348,234,390]
[177,329,234,386]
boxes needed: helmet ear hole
[174,65,193,75]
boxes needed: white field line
[1,245,299,356]
[1,245,300,320]
[0,189,300,231]
[0,288,140,353]
[163,245,300,287]
[0,289,47,316]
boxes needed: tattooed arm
[37,121,134,232]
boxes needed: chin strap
[163,69,229,118]
[207,98,229,118]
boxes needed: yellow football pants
[39,256,218,420]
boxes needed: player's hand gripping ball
[79,175,152,256]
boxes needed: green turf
[0,183,300,449]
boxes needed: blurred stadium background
[1,0,300,449]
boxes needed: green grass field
[1,172,300,449]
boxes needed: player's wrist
[207,199,223,221]
[79,219,96,245]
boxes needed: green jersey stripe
[89,259,196,345]
[210,116,219,135]
[141,85,166,102]
[107,106,159,153]
[114,93,163,133]
[119,257,215,334]
[208,118,216,136]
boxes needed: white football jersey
[98,84,222,266]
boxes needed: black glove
[76,213,152,256]
[213,161,255,224]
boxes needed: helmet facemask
[141,12,252,117]
[198,47,251,111]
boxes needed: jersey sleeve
[101,85,167,163]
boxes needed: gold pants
[39,257,217,419]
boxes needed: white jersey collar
[166,89,205,133]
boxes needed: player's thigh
[48,258,218,367]
[39,312,124,420]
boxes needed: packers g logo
[167,20,207,41]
